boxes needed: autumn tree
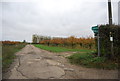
[39,36,95,49]
[67,36,77,48]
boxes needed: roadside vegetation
[67,53,118,69]
[2,41,26,71]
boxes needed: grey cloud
[1,0,118,42]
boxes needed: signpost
[91,26,100,57]
[92,26,98,34]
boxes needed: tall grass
[67,53,118,69]
[2,44,26,71]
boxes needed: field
[34,44,93,53]
[2,41,26,71]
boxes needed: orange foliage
[2,41,21,45]
[39,36,95,49]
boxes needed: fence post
[110,32,114,58]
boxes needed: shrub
[98,25,120,61]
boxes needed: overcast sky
[1,0,119,42]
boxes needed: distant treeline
[39,36,95,49]
[2,41,26,45]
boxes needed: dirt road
[3,45,118,79]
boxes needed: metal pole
[97,27,100,57]
[108,0,112,25]
[97,34,100,57]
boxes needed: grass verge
[34,44,93,53]
[2,44,26,71]
[67,53,118,69]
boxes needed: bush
[98,25,120,61]
[92,57,105,63]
